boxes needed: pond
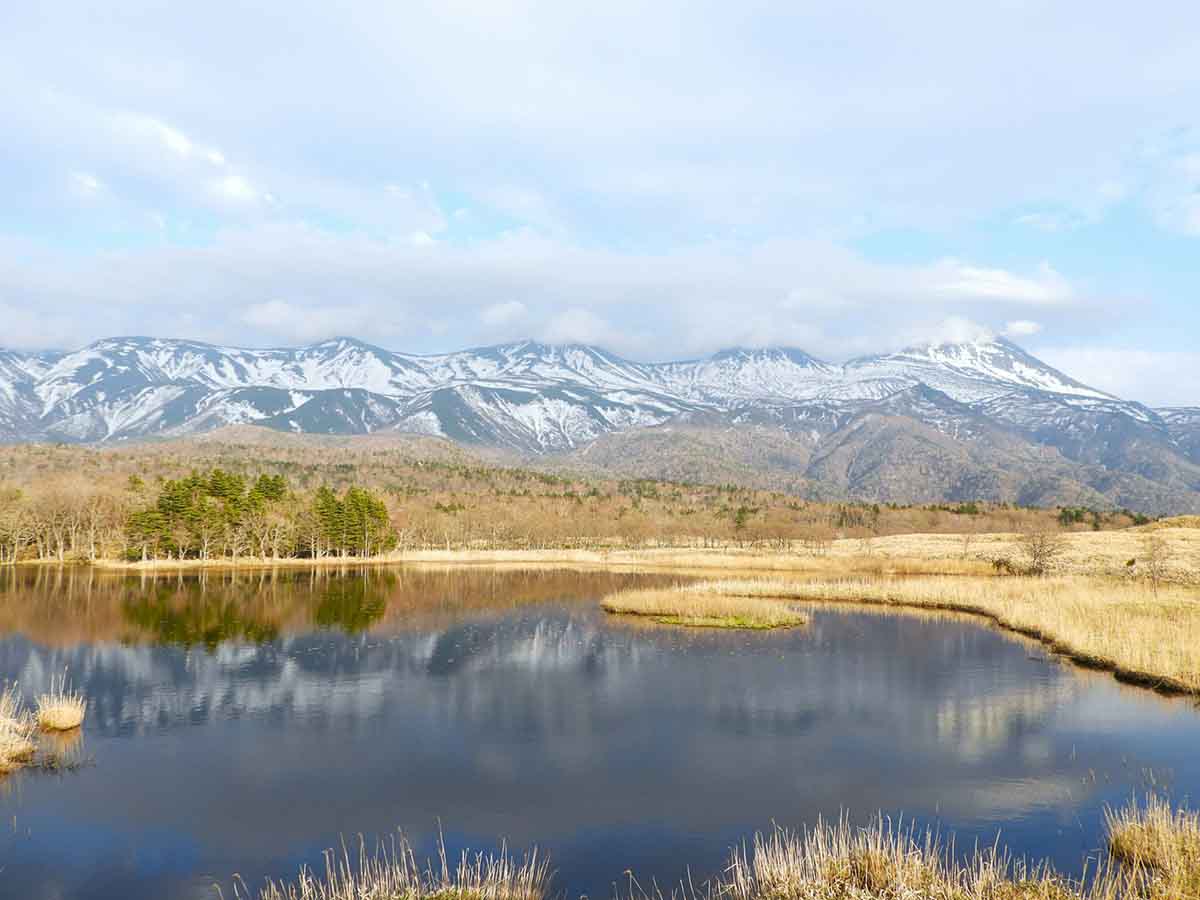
[0,566,1197,899]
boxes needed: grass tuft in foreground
[246,802,1200,900]
[35,672,87,732]
[240,833,549,900]
[1106,795,1200,898]
[601,584,807,629]
[715,817,1092,900]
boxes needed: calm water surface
[0,566,1197,899]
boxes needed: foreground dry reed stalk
[663,576,1200,694]
[240,833,549,900]
[1107,796,1200,898]
[35,672,86,731]
[601,585,807,629]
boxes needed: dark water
[0,566,1197,899]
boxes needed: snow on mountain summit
[0,334,1150,450]
[844,336,1115,403]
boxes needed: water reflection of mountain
[0,592,1082,762]
[4,573,1200,900]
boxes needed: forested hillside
[0,431,1147,564]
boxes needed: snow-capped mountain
[0,334,1197,512]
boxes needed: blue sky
[2,1,1199,404]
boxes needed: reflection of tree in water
[313,574,392,633]
[121,585,280,651]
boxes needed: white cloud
[540,308,623,346]
[0,224,1113,361]
[1003,320,1043,337]
[481,300,528,327]
[928,261,1072,305]
[893,316,995,348]
[239,299,373,343]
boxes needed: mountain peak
[846,335,1113,401]
[710,346,828,367]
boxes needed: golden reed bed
[601,584,808,629]
[613,576,1200,695]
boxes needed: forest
[0,432,1151,564]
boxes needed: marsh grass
[664,576,1200,694]
[35,672,86,731]
[714,817,1099,900]
[235,798,1200,900]
[1106,796,1200,898]
[0,677,90,777]
[601,585,807,629]
[0,685,36,774]
[643,810,1199,900]
[240,833,549,900]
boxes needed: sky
[2,1,1199,405]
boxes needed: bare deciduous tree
[1017,530,1068,576]
[1139,532,1172,593]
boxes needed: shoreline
[8,524,1196,582]
[8,541,1200,699]
[15,546,997,577]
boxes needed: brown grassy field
[85,523,1200,585]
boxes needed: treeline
[2,470,395,563]
[0,437,1152,565]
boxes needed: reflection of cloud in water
[936,681,1078,761]
[0,580,1198,900]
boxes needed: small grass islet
[0,674,87,777]
[613,576,1200,694]
[35,672,87,732]
[600,583,807,629]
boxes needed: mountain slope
[0,333,1196,513]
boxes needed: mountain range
[2,335,1198,513]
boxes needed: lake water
[0,566,1197,899]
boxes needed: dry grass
[659,576,1200,694]
[711,816,1103,900]
[1106,796,1200,898]
[35,673,86,731]
[95,546,996,576]
[239,833,549,900]
[90,526,1200,585]
[235,800,1200,900]
[0,685,36,774]
[601,584,807,629]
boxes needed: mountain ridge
[1,334,1197,514]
